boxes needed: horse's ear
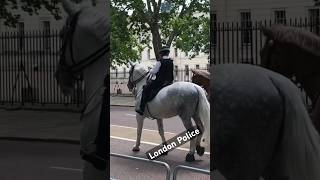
[62,0,80,15]
[261,26,272,38]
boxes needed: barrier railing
[110,153,211,180]
[172,165,210,180]
[110,153,171,180]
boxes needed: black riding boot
[136,93,147,115]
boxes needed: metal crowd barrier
[172,165,210,180]
[110,153,171,180]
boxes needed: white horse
[127,62,210,162]
[57,0,109,179]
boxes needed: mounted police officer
[136,46,174,115]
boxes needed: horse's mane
[262,25,320,57]
[79,5,110,43]
[191,69,210,79]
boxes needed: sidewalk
[0,109,81,143]
[0,95,134,143]
[110,95,135,107]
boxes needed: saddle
[146,82,172,102]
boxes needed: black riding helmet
[159,46,170,56]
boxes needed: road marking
[126,113,136,117]
[50,166,83,172]
[111,124,176,135]
[110,136,210,155]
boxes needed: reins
[128,65,149,89]
[60,10,110,75]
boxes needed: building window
[212,13,217,46]
[274,10,286,24]
[185,65,189,76]
[17,22,25,51]
[42,20,51,50]
[174,48,178,57]
[174,65,178,77]
[147,49,151,60]
[309,9,320,35]
[196,65,200,69]
[240,12,252,45]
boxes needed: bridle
[262,38,320,106]
[261,38,275,68]
[127,64,149,90]
[60,10,110,77]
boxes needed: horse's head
[260,26,293,78]
[56,0,110,95]
[127,62,149,92]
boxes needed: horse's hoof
[185,153,195,162]
[132,146,140,152]
[196,145,205,156]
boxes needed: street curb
[0,106,83,113]
[0,136,80,145]
[110,104,134,107]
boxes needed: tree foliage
[112,0,209,65]
[111,5,143,67]
[0,0,62,27]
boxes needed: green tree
[111,5,143,67]
[112,0,209,65]
[0,0,61,27]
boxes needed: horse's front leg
[156,118,168,155]
[132,114,144,152]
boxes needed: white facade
[139,46,209,70]
[0,5,66,32]
[212,0,319,22]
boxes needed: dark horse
[213,64,320,180]
[261,25,320,133]
[191,69,210,99]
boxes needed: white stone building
[211,0,320,65]
[212,0,320,22]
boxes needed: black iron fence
[0,30,85,106]
[212,19,319,107]
[212,18,320,65]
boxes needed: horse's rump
[213,64,284,179]
[213,64,320,179]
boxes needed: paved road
[0,140,83,180]
[110,106,222,180]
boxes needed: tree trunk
[151,25,162,60]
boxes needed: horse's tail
[194,85,210,147]
[270,76,320,180]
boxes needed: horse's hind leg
[156,118,168,155]
[193,116,205,156]
[179,116,197,162]
[132,114,144,152]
